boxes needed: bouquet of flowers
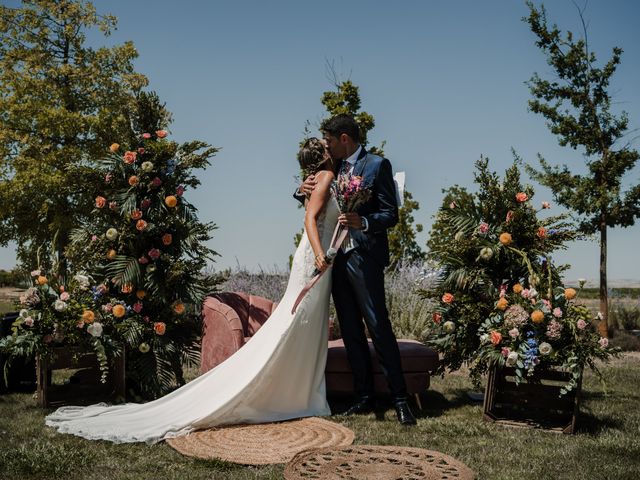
[0,270,121,383]
[334,173,372,213]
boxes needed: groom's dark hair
[321,114,360,143]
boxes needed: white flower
[508,328,519,339]
[74,274,91,290]
[529,288,538,298]
[106,228,118,241]
[597,312,604,320]
[30,269,41,277]
[506,351,519,367]
[87,322,103,337]
[443,321,456,333]
[141,161,154,172]
[480,333,490,344]
[19,309,29,318]
[24,316,34,327]
[599,337,609,348]
[539,342,553,355]
[54,300,67,312]
[479,247,493,261]
[578,278,586,287]
[454,231,464,242]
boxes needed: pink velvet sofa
[200,292,439,408]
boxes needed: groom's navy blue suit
[296,148,408,402]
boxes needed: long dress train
[44,196,339,444]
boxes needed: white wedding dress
[45,196,340,444]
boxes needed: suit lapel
[353,147,368,177]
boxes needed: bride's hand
[300,174,317,197]
[315,252,329,272]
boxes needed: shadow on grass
[575,410,625,435]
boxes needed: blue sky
[1,0,639,283]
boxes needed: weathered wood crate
[36,346,125,408]
[483,366,582,434]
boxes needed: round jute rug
[284,445,475,479]
[165,417,355,465]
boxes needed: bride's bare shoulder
[315,170,335,185]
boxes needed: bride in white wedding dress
[45,138,338,444]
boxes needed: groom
[296,114,416,426]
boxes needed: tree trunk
[598,213,609,338]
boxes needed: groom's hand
[338,213,363,230]
[299,175,317,197]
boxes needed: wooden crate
[36,346,125,408]
[483,366,582,434]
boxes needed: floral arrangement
[1,271,121,383]
[424,158,617,389]
[334,173,372,213]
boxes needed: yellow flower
[164,195,178,208]
[109,143,120,153]
[499,232,512,246]
[531,310,545,323]
[112,304,126,318]
[36,275,48,285]
[564,288,577,300]
[496,297,509,310]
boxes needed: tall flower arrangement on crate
[424,158,616,387]
[65,101,219,398]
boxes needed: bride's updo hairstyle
[297,137,328,178]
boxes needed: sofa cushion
[326,338,439,374]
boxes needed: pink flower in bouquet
[176,185,185,197]
[138,147,145,155]
[521,288,530,299]
[105,173,113,183]
[141,199,152,209]
[441,293,454,304]
[515,192,528,202]
[542,201,551,209]
[142,133,151,139]
[24,317,34,327]
[133,302,143,313]
[130,210,143,220]
[546,320,563,340]
[148,248,161,260]
[599,337,609,348]
[156,130,168,138]
[490,330,502,345]
[449,201,457,209]
[508,327,519,339]
[505,210,514,223]
[102,304,113,313]
[537,226,547,239]
[123,151,137,164]
[95,196,106,208]
[143,315,150,323]
[60,292,70,301]
[136,220,148,231]
[541,299,551,312]
[577,319,587,330]
[501,347,511,357]
[478,222,489,234]
[138,256,149,264]
[30,269,41,277]
[432,312,442,324]
[151,177,162,188]
[553,307,563,318]
[91,235,98,242]
[499,284,507,298]
[109,201,118,211]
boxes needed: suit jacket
[339,148,399,266]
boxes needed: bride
[45,138,338,444]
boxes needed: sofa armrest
[200,296,245,374]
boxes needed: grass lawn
[1,354,639,480]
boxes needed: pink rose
[501,347,511,357]
[109,201,118,211]
[521,289,530,299]
[441,293,454,304]
[553,307,563,318]
[105,173,113,183]
[156,130,168,138]
[138,256,149,265]
[509,328,519,339]
[148,248,161,260]
[123,151,137,164]
[577,319,586,330]
[138,147,145,154]
[599,337,609,348]
[449,201,457,209]
[151,177,162,188]
[515,192,528,202]
[133,302,143,313]
[60,292,70,301]
[505,210,514,223]
[24,317,34,327]
[142,133,151,139]
[176,185,185,197]
[499,284,507,298]
[478,222,489,234]
[143,315,150,323]
[91,235,98,242]
[141,199,152,209]
[102,304,113,313]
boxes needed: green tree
[388,190,425,269]
[523,2,640,337]
[0,0,148,276]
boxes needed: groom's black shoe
[394,400,417,426]
[341,397,375,416]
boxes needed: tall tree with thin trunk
[523,2,640,337]
[0,0,148,276]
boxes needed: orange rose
[499,232,512,245]
[136,290,146,300]
[515,192,528,202]
[130,210,143,220]
[82,310,95,324]
[512,283,523,294]
[154,322,166,335]
[36,275,48,285]
[123,151,137,164]
[156,130,168,138]
[432,312,442,324]
[490,330,502,345]
[164,195,178,208]
[95,196,107,208]
[564,288,577,300]
[441,293,454,304]
[537,226,546,239]
[136,219,148,231]
[128,175,139,186]
[173,302,185,315]
[112,304,126,318]
[107,249,117,260]
[162,233,173,246]
[496,297,509,310]
[109,143,120,153]
[531,310,545,323]
[121,284,133,294]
